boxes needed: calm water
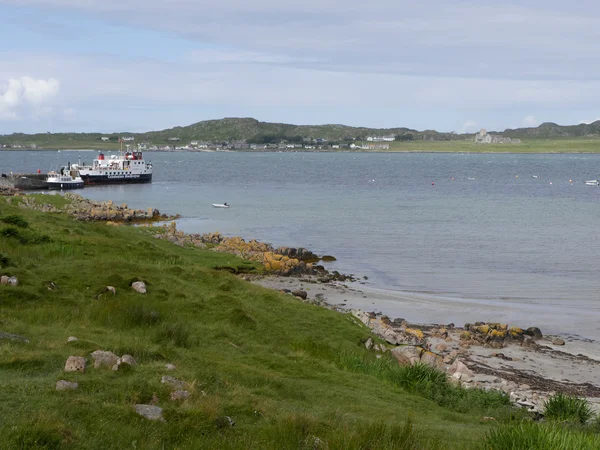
[2,150,599,337]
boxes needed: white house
[122,136,135,142]
[100,136,109,142]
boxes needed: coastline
[250,274,600,412]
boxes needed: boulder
[105,286,117,295]
[165,363,177,371]
[420,351,445,370]
[170,390,191,401]
[8,276,18,286]
[134,404,164,422]
[67,336,78,343]
[56,380,79,390]
[448,359,474,379]
[524,327,543,339]
[291,290,307,300]
[552,338,565,346]
[131,281,147,294]
[65,356,86,372]
[460,331,472,341]
[390,345,423,365]
[0,275,9,284]
[161,375,186,389]
[351,310,371,326]
[435,343,447,352]
[112,354,137,370]
[91,350,120,369]
[364,337,374,351]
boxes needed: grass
[543,393,595,424]
[0,195,597,449]
[482,422,600,450]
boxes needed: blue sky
[1,0,599,134]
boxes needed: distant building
[100,136,109,142]
[168,137,180,142]
[122,136,135,142]
[474,129,521,144]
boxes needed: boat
[45,167,84,190]
[212,203,230,208]
[72,143,153,185]
[584,180,599,186]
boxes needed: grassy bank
[1,195,599,449]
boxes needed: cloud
[522,115,538,127]
[0,76,60,120]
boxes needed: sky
[0,0,599,134]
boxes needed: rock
[321,255,337,262]
[7,276,18,286]
[390,346,423,365]
[170,390,191,401]
[67,336,78,343]
[364,337,374,351]
[0,275,9,284]
[448,359,474,379]
[460,331,472,341]
[420,351,445,370]
[304,435,327,450]
[445,336,453,342]
[0,331,29,343]
[91,350,119,369]
[135,404,164,421]
[112,354,137,370]
[525,327,543,339]
[65,356,86,372]
[56,380,79,390]
[215,416,235,428]
[105,286,117,295]
[435,343,447,352]
[552,338,565,346]
[443,355,453,364]
[519,384,531,390]
[292,290,307,300]
[161,375,186,389]
[351,309,371,326]
[165,363,176,371]
[131,281,147,294]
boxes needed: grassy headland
[1,195,600,449]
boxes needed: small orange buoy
[515,175,519,178]
[569,180,572,183]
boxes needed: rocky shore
[251,274,600,416]
[14,193,176,222]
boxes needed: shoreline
[249,274,600,412]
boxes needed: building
[367,135,395,142]
[474,129,521,144]
[100,137,109,142]
[122,136,135,142]
[168,137,180,142]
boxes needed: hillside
[2,118,600,151]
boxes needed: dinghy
[584,180,599,186]
[212,203,230,208]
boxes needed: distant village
[1,134,402,151]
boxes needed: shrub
[0,252,9,267]
[483,422,600,450]
[543,393,594,424]
[0,214,28,228]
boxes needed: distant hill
[2,118,600,148]
[135,117,455,142]
[502,120,600,138]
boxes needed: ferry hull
[45,181,85,190]
[81,173,153,185]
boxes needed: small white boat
[212,203,230,208]
[45,168,84,190]
[584,180,599,186]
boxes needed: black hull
[81,173,152,185]
[46,182,85,190]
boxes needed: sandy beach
[251,275,600,413]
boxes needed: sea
[2,150,599,339]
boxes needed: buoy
[431,182,435,185]
[451,177,454,180]
[549,182,552,185]
[569,180,572,183]
[516,175,519,178]
[37,169,41,174]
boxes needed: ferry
[73,145,153,185]
[45,166,84,190]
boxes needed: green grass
[0,195,596,449]
[482,422,600,450]
[543,393,595,424]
